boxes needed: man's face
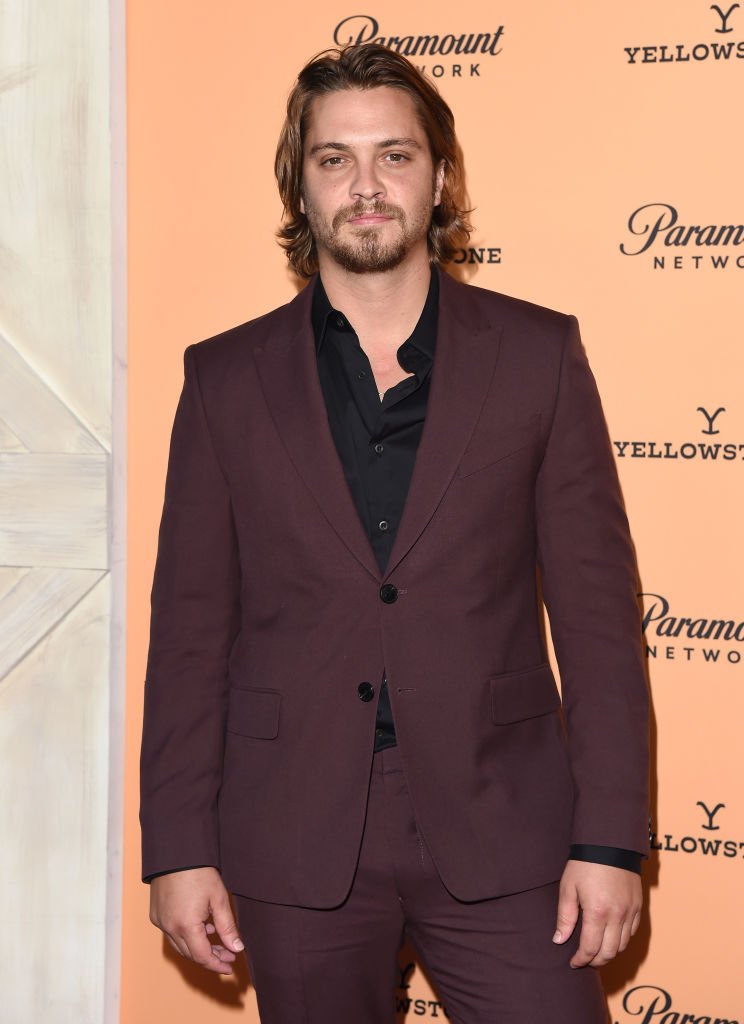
[300,86,445,275]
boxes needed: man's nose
[350,160,385,202]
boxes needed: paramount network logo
[615,984,739,1023]
[333,14,504,78]
[619,204,744,271]
[624,3,744,64]
[614,407,744,463]
[642,591,743,666]
[649,801,744,861]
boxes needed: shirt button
[379,583,398,604]
[374,443,384,455]
[378,520,389,531]
[357,370,367,380]
[335,316,345,328]
[357,681,375,702]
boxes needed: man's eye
[322,156,344,166]
[385,153,408,163]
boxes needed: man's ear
[300,193,305,215]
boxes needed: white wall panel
[0,2,112,447]
[0,578,110,1020]
[0,0,118,1020]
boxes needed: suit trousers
[232,744,609,1024]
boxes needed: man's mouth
[347,213,392,225]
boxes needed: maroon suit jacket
[140,268,649,906]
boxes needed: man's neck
[317,255,434,354]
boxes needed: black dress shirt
[313,270,438,753]
[311,268,643,876]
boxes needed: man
[141,43,649,1023]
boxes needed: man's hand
[552,860,642,968]
[149,866,244,975]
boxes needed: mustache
[332,201,404,230]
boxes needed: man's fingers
[558,860,643,967]
[571,906,640,967]
[211,891,245,953]
[591,918,624,967]
[181,922,235,975]
[618,917,634,954]
[148,868,244,974]
[165,933,190,959]
[569,913,605,968]
[163,926,226,970]
[553,885,579,944]
[615,908,641,956]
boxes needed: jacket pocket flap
[490,663,561,724]
[457,414,540,479]
[227,687,281,739]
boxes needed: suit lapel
[382,270,502,580]
[253,270,502,584]
[253,282,381,582]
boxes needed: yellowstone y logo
[615,983,739,1023]
[333,14,504,78]
[624,3,744,63]
[613,406,744,464]
[649,801,744,861]
[712,3,741,32]
[697,406,726,435]
[697,800,726,830]
[619,204,744,271]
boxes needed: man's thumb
[212,892,244,952]
[553,889,579,944]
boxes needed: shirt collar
[311,267,439,363]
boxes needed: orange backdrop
[123,2,744,1021]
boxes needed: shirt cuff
[143,864,213,884]
[569,845,643,874]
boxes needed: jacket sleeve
[535,316,650,855]
[139,343,241,880]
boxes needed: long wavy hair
[275,44,472,278]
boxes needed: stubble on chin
[303,193,433,275]
[327,226,409,274]
[318,202,407,274]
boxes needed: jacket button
[379,583,398,604]
[357,682,375,702]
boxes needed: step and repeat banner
[123,2,743,1021]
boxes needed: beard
[302,189,435,274]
